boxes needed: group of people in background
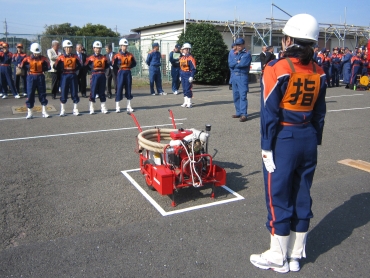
[313,45,369,89]
[0,39,197,119]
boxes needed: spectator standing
[76,44,87,98]
[12,43,27,97]
[341,47,352,88]
[0,42,20,99]
[47,40,62,99]
[228,38,251,122]
[105,43,117,99]
[146,42,166,95]
[169,44,182,94]
[260,45,267,70]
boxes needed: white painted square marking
[121,169,244,216]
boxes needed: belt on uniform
[280,121,310,126]
[119,67,131,71]
[92,71,104,74]
[0,64,10,66]
[29,72,43,75]
[63,71,76,74]
[234,72,248,76]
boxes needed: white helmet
[119,38,129,46]
[62,40,73,48]
[93,41,102,48]
[282,14,319,42]
[181,43,192,50]
[30,43,41,54]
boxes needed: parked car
[249,53,279,74]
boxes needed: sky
[2,0,370,36]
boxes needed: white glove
[189,77,193,83]
[179,77,181,81]
[262,150,276,173]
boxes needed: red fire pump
[129,110,226,207]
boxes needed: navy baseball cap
[231,43,236,47]
[152,42,159,48]
[235,38,245,45]
[175,44,181,49]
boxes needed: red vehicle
[130,110,227,207]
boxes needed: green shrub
[177,23,228,85]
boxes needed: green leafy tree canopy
[177,23,228,85]
[76,23,119,37]
[43,23,80,36]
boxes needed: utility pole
[184,0,186,34]
[4,18,8,42]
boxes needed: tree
[177,23,228,85]
[43,23,80,35]
[76,23,119,37]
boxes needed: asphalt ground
[0,81,369,277]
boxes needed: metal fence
[1,34,179,82]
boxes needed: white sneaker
[288,258,300,272]
[174,91,178,95]
[162,92,167,95]
[0,93,3,97]
[250,254,290,273]
[2,95,8,99]
[116,108,121,113]
[60,110,66,117]
[23,93,27,97]
[15,94,21,99]
[101,108,108,114]
[127,107,134,112]
[73,109,79,116]
[151,93,155,96]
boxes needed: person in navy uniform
[20,43,51,119]
[112,38,137,113]
[228,37,252,122]
[341,47,352,88]
[349,49,362,89]
[146,42,166,95]
[85,41,109,114]
[12,43,27,97]
[169,44,182,94]
[179,43,196,108]
[251,14,326,273]
[53,40,82,116]
[331,47,341,87]
[0,42,21,99]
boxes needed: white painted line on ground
[328,107,370,112]
[121,169,244,216]
[168,117,188,121]
[326,94,363,98]
[0,123,183,143]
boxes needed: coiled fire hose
[137,128,176,153]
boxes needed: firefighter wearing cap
[179,43,196,108]
[349,49,362,89]
[341,47,352,88]
[0,42,21,99]
[20,43,51,119]
[53,40,82,116]
[112,38,137,113]
[228,37,251,122]
[146,42,166,95]
[169,44,182,94]
[12,43,28,96]
[85,41,109,114]
[251,14,326,273]
[317,48,331,87]
[331,47,341,87]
